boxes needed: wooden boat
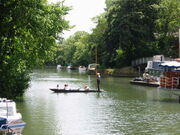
[67,65,76,70]
[130,80,159,87]
[50,88,103,93]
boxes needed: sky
[48,0,106,39]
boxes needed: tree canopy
[155,0,180,57]
[0,0,179,98]
[0,0,69,98]
[55,0,179,68]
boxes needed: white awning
[159,61,180,68]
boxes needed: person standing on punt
[96,72,101,91]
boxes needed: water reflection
[17,68,180,135]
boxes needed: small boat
[88,63,99,71]
[0,98,26,135]
[67,65,76,70]
[159,61,180,92]
[78,66,86,71]
[158,60,180,102]
[87,63,99,74]
[50,88,103,93]
[56,64,62,69]
[130,79,159,87]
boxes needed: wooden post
[179,28,180,58]
[138,66,141,77]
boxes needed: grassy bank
[100,66,138,77]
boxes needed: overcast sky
[48,0,106,39]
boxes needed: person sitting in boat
[143,72,150,83]
[84,85,89,90]
[64,84,69,90]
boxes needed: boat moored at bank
[159,61,180,96]
[56,64,62,69]
[0,98,25,135]
[78,66,87,71]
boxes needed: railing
[131,57,172,67]
[160,76,180,89]
[131,57,153,67]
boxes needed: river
[17,68,180,135]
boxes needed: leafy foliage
[53,14,108,67]
[155,0,180,57]
[103,0,160,67]
[1,0,179,99]
[53,0,179,69]
[55,31,91,66]
[0,0,69,98]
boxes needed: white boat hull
[0,119,25,135]
[0,98,26,135]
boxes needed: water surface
[17,68,180,135]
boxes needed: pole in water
[179,27,180,58]
[96,72,101,91]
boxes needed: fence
[131,57,153,67]
[131,57,172,67]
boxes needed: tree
[72,35,92,66]
[90,13,108,67]
[103,0,160,67]
[55,31,90,66]
[0,0,69,98]
[155,0,180,57]
[48,0,180,70]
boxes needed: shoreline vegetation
[0,0,179,99]
[54,66,138,77]
[102,67,138,77]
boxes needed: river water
[17,68,180,135]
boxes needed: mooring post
[138,66,141,77]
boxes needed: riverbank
[47,65,139,77]
[100,66,138,77]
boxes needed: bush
[0,66,30,99]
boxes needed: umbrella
[159,61,180,68]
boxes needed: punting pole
[179,28,180,58]
[95,45,100,91]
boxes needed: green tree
[72,35,92,66]
[0,0,69,98]
[103,0,160,67]
[90,13,107,67]
[155,0,180,57]
[56,31,89,66]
